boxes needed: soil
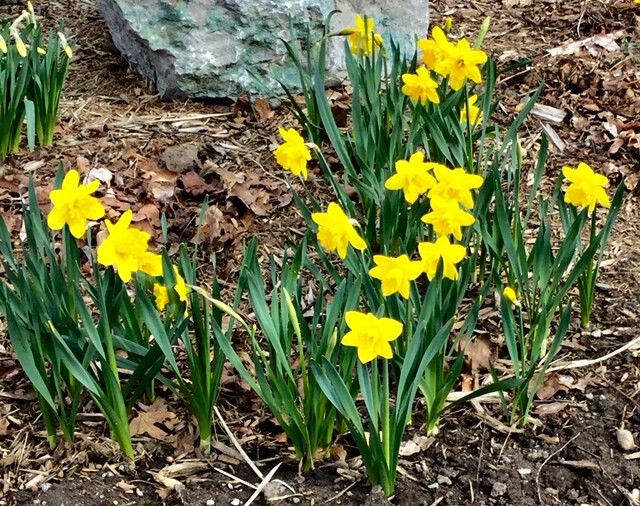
[1,1,639,505]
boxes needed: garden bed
[0,0,639,505]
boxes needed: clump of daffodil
[503,286,520,306]
[312,202,367,259]
[417,26,454,70]
[460,94,482,125]
[341,14,383,56]
[341,311,403,363]
[273,127,312,180]
[436,37,487,91]
[384,152,438,203]
[418,236,466,281]
[369,254,424,299]
[429,165,484,209]
[562,162,610,212]
[47,169,106,239]
[401,66,440,105]
[96,209,151,283]
[421,196,475,240]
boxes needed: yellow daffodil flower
[344,15,383,56]
[97,210,151,283]
[460,94,482,125]
[417,26,454,70]
[37,46,46,55]
[153,283,169,311]
[311,202,367,259]
[138,251,163,277]
[401,66,441,105]
[273,127,312,180]
[385,152,438,204]
[341,311,403,363]
[421,196,475,240]
[562,162,610,212]
[47,169,105,239]
[0,35,7,54]
[429,165,484,209]
[369,254,424,299]
[435,38,487,91]
[173,266,189,303]
[418,236,466,281]
[503,286,520,306]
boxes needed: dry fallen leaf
[536,372,570,400]
[146,169,179,202]
[129,399,177,440]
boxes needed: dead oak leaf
[181,171,211,196]
[129,407,176,440]
[145,169,179,202]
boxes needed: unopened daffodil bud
[443,17,453,34]
[37,46,46,55]
[0,35,7,54]
[58,32,73,58]
[503,286,520,306]
[11,29,27,57]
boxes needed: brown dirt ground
[1,0,640,505]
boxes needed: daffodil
[47,169,105,238]
[418,236,466,281]
[11,28,27,58]
[341,311,403,363]
[344,15,383,55]
[421,196,475,240]
[417,26,454,70]
[58,32,73,59]
[153,283,169,311]
[273,127,312,180]
[97,210,151,283]
[401,66,440,105]
[312,202,367,259]
[369,254,424,299]
[435,38,487,91]
[0,35,7,54]
[172,266,189,303]
[503,286,520,306]
[385,152,438,203]
[562,162,610,212]
[460,94,482,125]
[138,251,163,277]
[429,165,484,209]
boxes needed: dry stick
[212,467,258,490]
[546,335,640,373]
[535,432,581,505]
[244,462,282,506]
[214,406,264,480]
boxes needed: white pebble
[231,499,240,506]
[616,428,636,451]
[206,500,215,506]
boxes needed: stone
[97,0,430,100]
[490,482,508,497]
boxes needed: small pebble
[427,482,439,489]
[292,498,301,504]
[586,393,594,400]
[491,482,507,497]
[231,499,240,506]
[437,475,452,486]
[206,500,215,506]
[616,428,636,451]
[591,329,602,338]
[518,468,532,476]
[41,483,52,493]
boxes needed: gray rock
[490,482,508,497]
[98,0,429,100]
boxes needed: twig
[324,481,357,504]
[546,335,640,373]
[212,467,258,490]
[214,406,264,480]
[244,463,281,506]
[536,432,581,504]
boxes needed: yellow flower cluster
[47,169,187,311]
